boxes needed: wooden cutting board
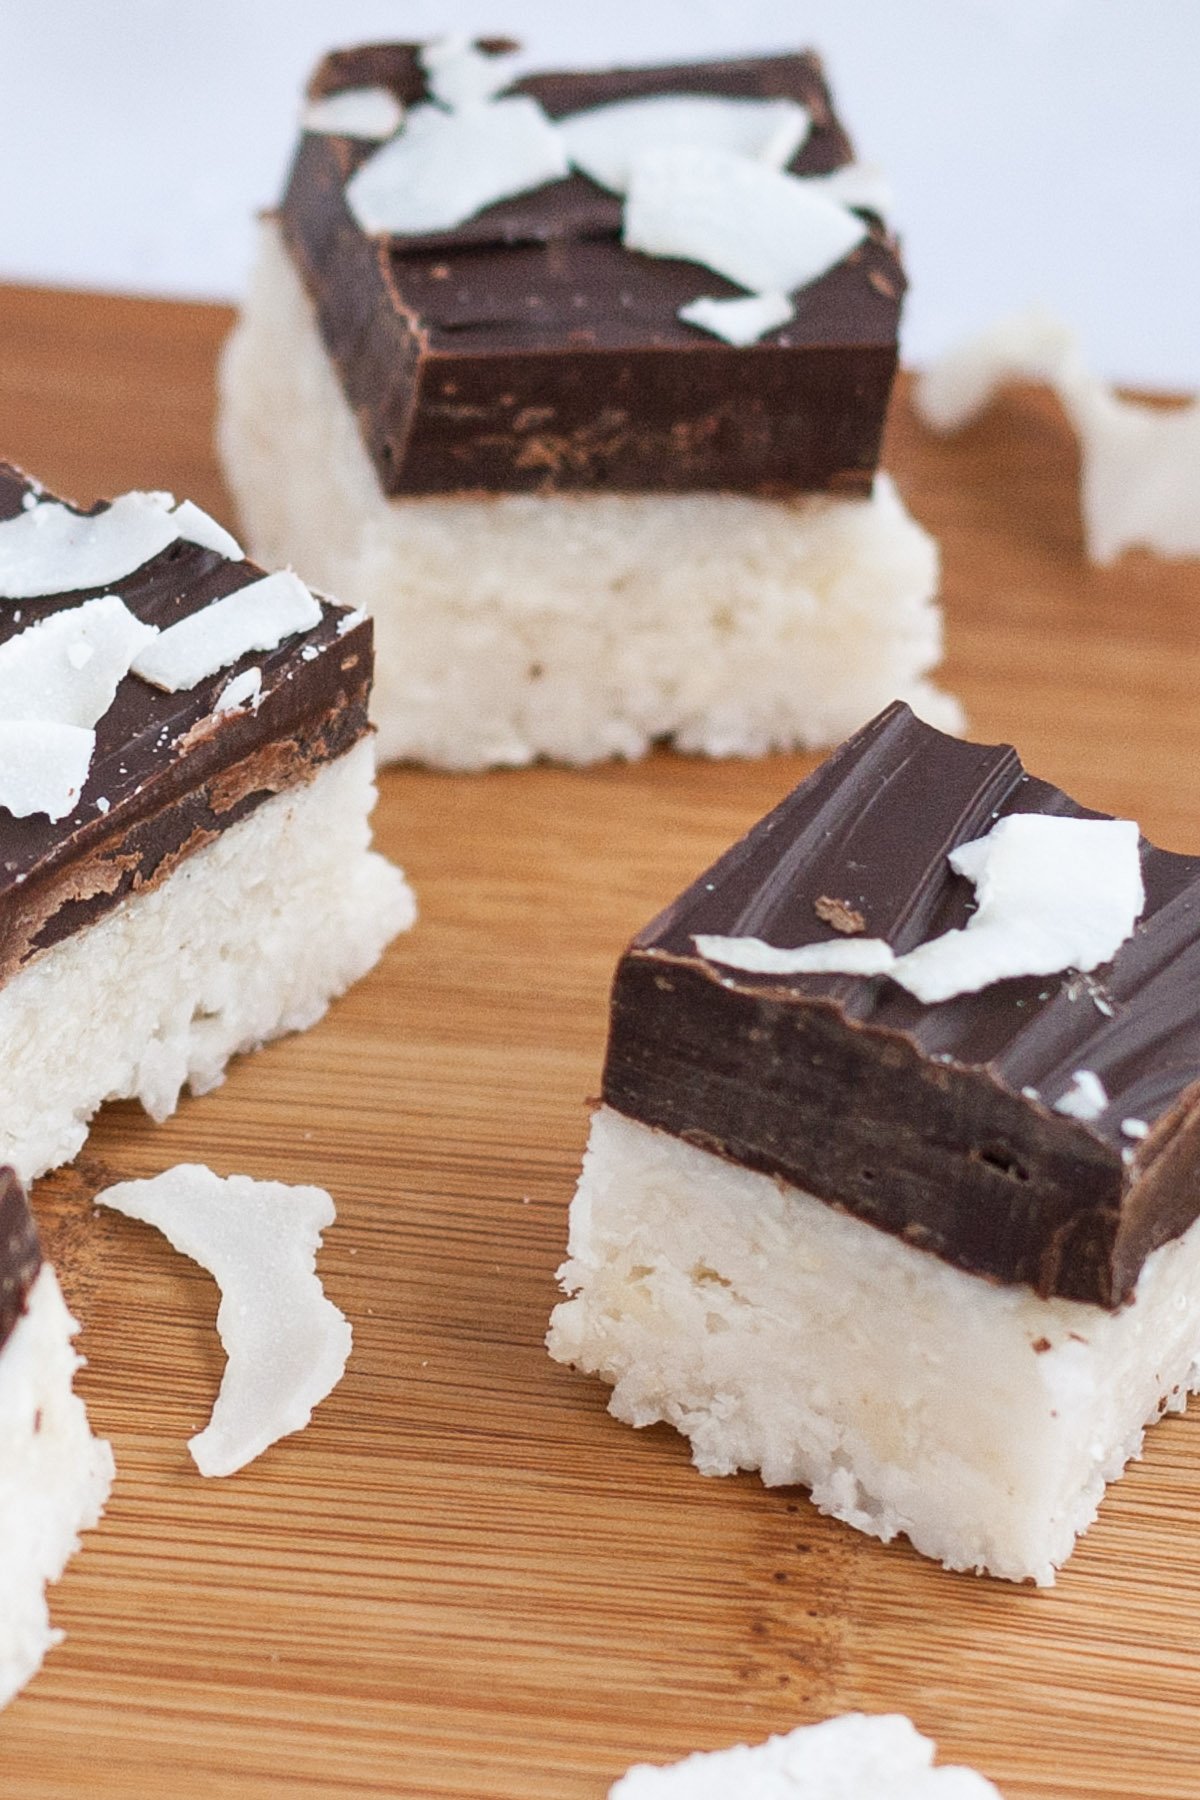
[1,283,1199,1800]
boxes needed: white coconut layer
[0,738,413,1183]
[0,1264,114,1709]
[548,1107,1200,1585]
[217,221,961,771]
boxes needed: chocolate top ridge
[0,464,372,980]
[603,702,1200,1308]
[0,1166,40,1353]
[279,43,902,497]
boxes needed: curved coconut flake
[558,94,810,195]
[0,720,94,821]
[346,95,568,236]
[170,499,244,561]
[696,814,1143,1004]
[678,290,793,347]
[132,569,320,693]
[96,1165,352,1479]
[302,85,405,140]
[0,492,180,600]
[696,934,896,978]
[624,144,867,296]
[0,594,157,727]
[420,34,519,112]
[914,308,1200,565]
[0,490,243,600]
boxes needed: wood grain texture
[1,281,1200,1799]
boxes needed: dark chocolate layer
[603,702,1200,1308]
[0,1167,40,1354]
[0,464,372,980]
[279,45,902,496]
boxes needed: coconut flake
[1121,1117,1150,1140]
[678,290,794,347]
[170,499,244,561]
[336,607,368,636]
[346,95,568,236]
[1054,1069,1108,1123]
[96,1165,352,1478]
[625,144,867,297]
[0,490,243,599]
[132,570,320,692]
[213,666,263,715]
[0,595,157,727]
[914,308,1200,565]
[419,35,518,112]
[0,720,94,820]
[806,161,892,217]
[302,85,405,140]
[696,814,1143,1004]
[558,94,810,195]
[694,934,896,978]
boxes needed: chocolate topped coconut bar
[549,703,1200,1582]
[0,1166,113,1709]
[0,465,412,1180]
[218,37,957,768]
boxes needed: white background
[1,0,1197,386]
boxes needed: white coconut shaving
[697,813,1143,1005]
[1121,1117,1150,1140]
[0,491,242,599]
[677,290,794,347]
[96,1165,352,1479]
[625,144,867,298]
[807,161,892,218]
[557,93,810,195]
[302,86,405,141]
[0,595,157,728]
[609,1713,1002,1798]
[420,34,519,112]
[0,721,94,821]
[914,308,1200,565]
[168,499,244,561]
[1054,1069,1109,1123]
[346,94,568,236]
[131,569,321,693]
[0,595,159,819]
[213,666,263,714]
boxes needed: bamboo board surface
[1,282,1200,1799]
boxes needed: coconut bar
[0,1167,113,1708]
[548,701,1200,1583]
[0,464,413,1181]
[218,39,958,768]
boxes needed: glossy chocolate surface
[604,703,1200,1307]
[0,1166,40,1354]
[279,44,903,496]
[0,464,372,980]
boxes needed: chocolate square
[278,44,904,497]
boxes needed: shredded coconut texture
[609,1711,1003,1797]
[698,813,1143,1004]
[97,1165,352,1478]
[914,308,1200,564]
